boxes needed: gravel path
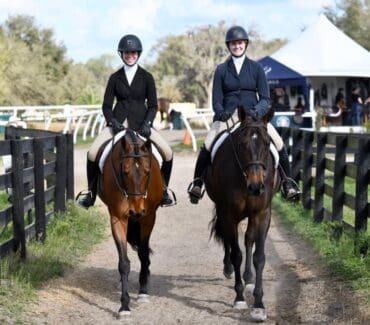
[24,134,368,324]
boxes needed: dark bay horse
[97,129,163,316]
[205,110,279,322]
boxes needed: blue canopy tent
[258,56,311,127]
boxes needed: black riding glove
[139,122,151,138]
[216,111,231,122]
[108,118,125,135]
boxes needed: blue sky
[0,0,335,64]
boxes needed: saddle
[97,130,162,173]
[210,126,279,169]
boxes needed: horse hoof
[250,308,267,322]
[137,294,150,303]
[245,283,254,293]
[233,301,248,310]
[223,270,233,279]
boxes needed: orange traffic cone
[183,129,191,145]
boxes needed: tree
[147,22,287,107]
[323,0,370,50]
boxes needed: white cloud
[290,0,335,10]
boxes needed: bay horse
[204,108,279,322]
[97,129,163,316]
[157,97,171,123]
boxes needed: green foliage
[147,21,287,107]
[272,197,370,302]
[0,202,107,321]
[0,14,114,106]
[323,0,370,50]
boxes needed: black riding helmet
[118,34,143,56]
[225,26,249,44]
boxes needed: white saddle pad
[98,130,162,172]
[211,129,279,169]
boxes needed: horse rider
[77,34,175,208]
[187,25,300,204]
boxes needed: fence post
[291,129,303,183]
[10,140,26,258]
[34,138,46,242]
[354,137,370,232]
[66,133,74,200]
[55,135,67,212]
[313,132,326,222]
[302,131,314,209]
[332,135,347,222]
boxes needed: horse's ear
[237,106,246,122]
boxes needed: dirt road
[25,138,368,324]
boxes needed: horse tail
[209,206,224,244]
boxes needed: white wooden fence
[0,105,104,144]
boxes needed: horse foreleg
[138,237,150,299]
[111,216,131,316]
[243,220,256,292]
[250,211,271,321]
[223,241,233,279]
[229,225,246,309]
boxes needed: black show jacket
[102,66,158,130]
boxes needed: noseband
[110,133,152,198]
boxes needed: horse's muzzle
[129,209,145,222]
[247,183,265,196]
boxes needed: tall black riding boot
[77,158,99,209]
[187,145,210,204]
[278,147,300,201]
[160,158,174,206]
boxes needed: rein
[110,132,152,198]
[226,120,267,179]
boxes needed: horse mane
[124,129,140,155]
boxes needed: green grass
[0,202,108,322]
[272,196,370,303]
[172,138,204,152]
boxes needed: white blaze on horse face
[252,133,258,140]
[135,162,139,169]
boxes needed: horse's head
[235,114,271,196]
[112,129,152,220]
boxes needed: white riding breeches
[204,112,283,152]
[87,127,173,162]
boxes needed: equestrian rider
[78,34,174,208]
[188,26,300,204]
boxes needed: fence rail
[0,127,74,259]
[0,105,103,144]
[278,127,369,234]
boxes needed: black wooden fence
[278,127,369,234]
[0,127,74,259]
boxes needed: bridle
[226,120,267,179]
[110,132,152,198]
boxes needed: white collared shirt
[123,63,138,85]
[232,55,245,75]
